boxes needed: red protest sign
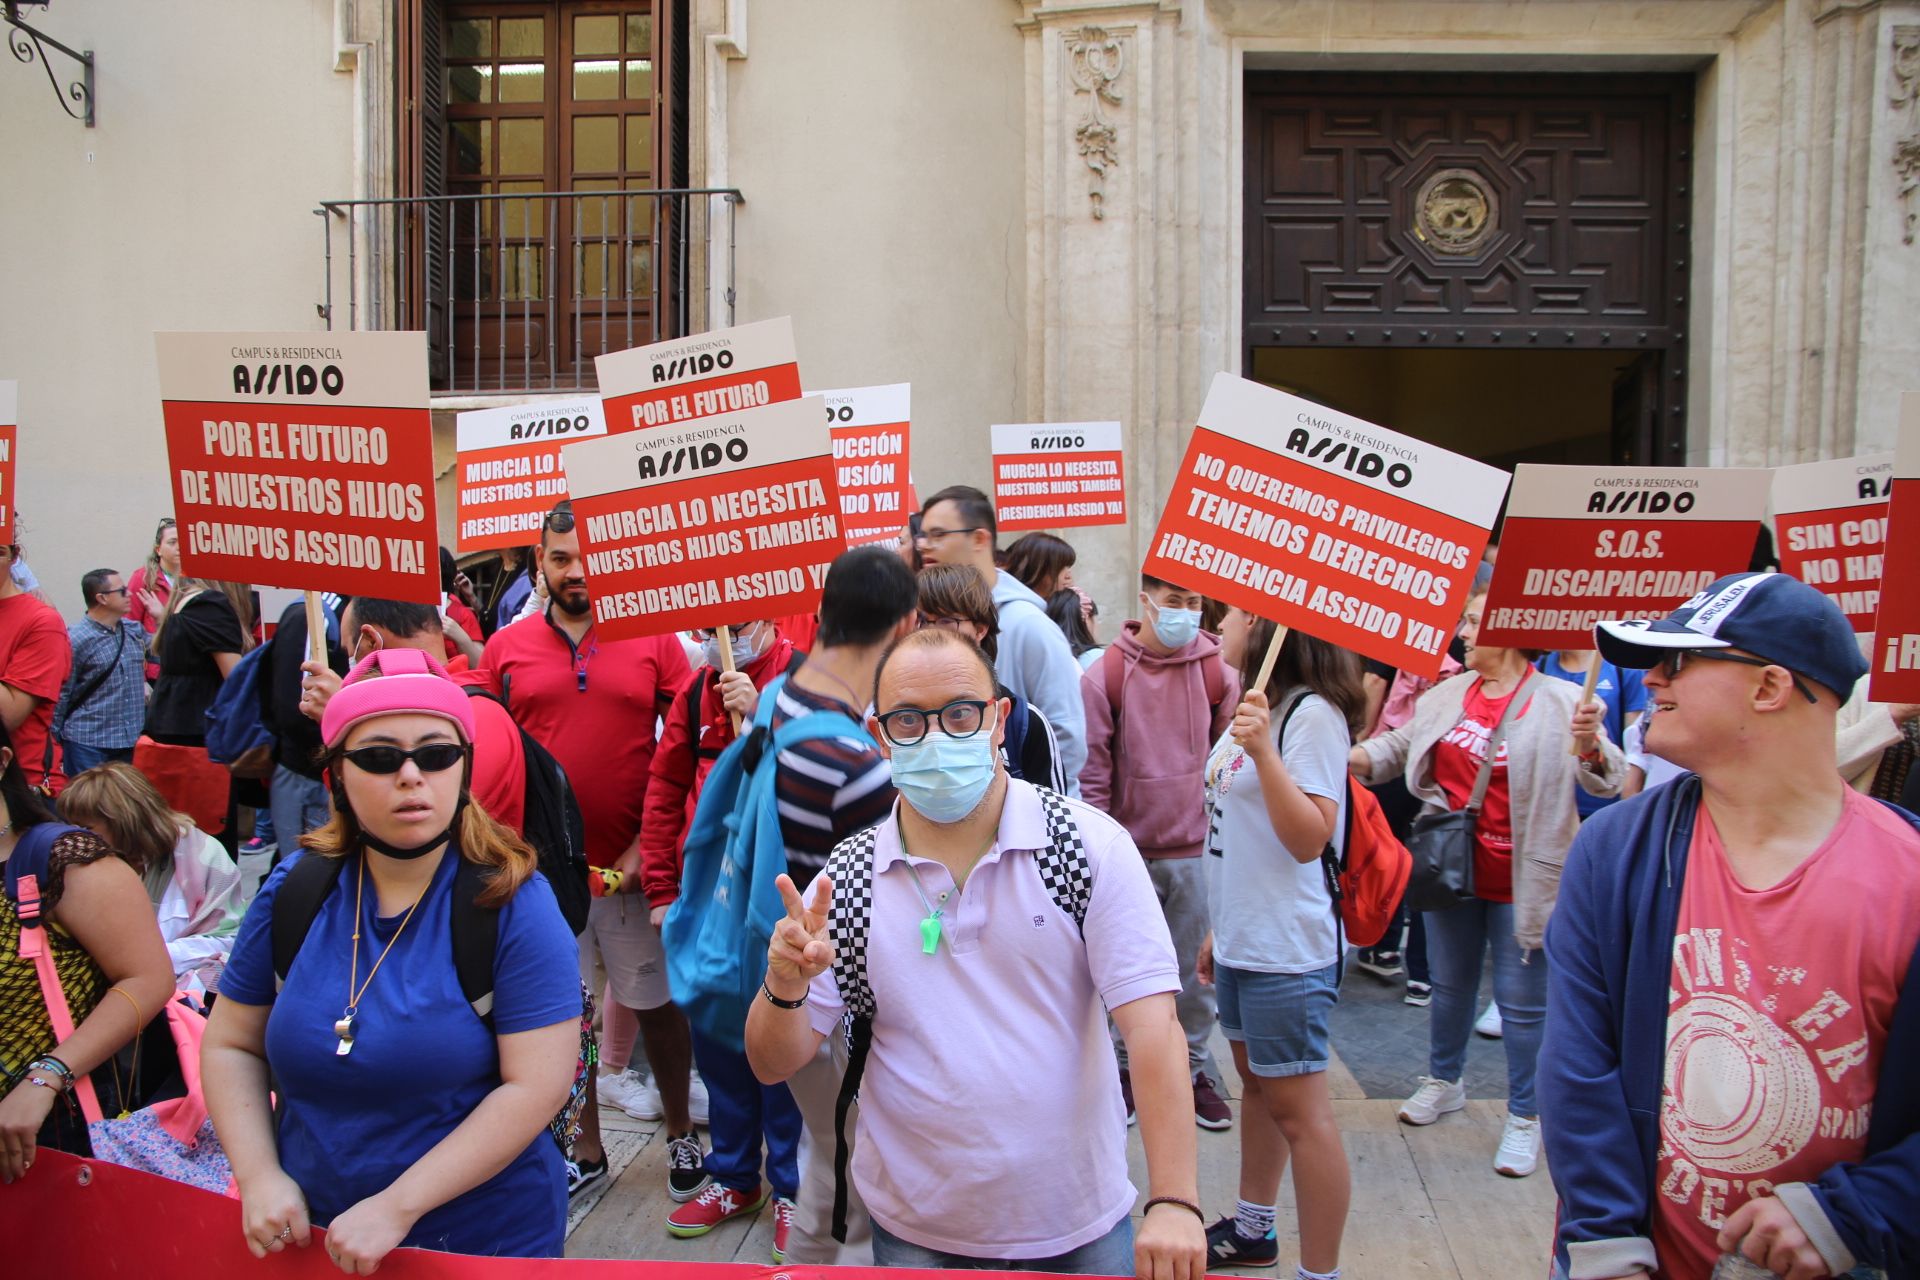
[1142,374,1507,678]
[0,381,15,546]
[1478,465,1772,650]
[156,332,438,604]
[595,317,801,434]
[1870,393,1920,702]
[991,421,1127,531]
[562,396,847,640]
[455,398,607,552]
[814,382,913,546]
[1772,453,1891,633]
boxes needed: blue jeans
[872,1215,1133,1275]
[59,739,133,776]
[690,1027,800,1199]
[268,766,332,851]
[1423,898,1545,1117]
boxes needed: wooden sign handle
[305,591,327,667]
[1570,654,1603,756]
[1252,623,1291,701]
[714,624,745,735]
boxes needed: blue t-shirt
[1536,654,1647,818]
[219,849,581,1257]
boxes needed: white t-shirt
[1625,716,1686,791]
[1205,691,1349,974]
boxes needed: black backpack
[464,686,589,935]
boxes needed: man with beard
[475,500,693,1197]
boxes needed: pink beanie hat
[320,648,477,748]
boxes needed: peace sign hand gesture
[767,872,835,1000]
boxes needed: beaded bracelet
[26,1056,74,1090]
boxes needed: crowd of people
[0,485,1916,1280]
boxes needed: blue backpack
[203,644,275,775]
[664,674,870,1051]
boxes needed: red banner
[0,380,15,546]
[1870,394,1920,702]
[1141,374,1508,679]
[562,397,847,640]
[1772,453,1892,634]
[815,382,913,546]
[455,398,607,552]
[156,332,439,604]
[991,421,1127,531]
[1477,464,1772,651]
[596,318,802,436]
[6,1150,1051,1280]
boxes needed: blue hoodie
[1541,775,1920,1279]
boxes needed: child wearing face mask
[1080,576,1242,1130]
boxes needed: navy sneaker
[1205,1216,1279,1269]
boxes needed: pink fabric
[807,781,1179,1258]
[1652,790,1920,1277]
[1368,654,1465,739]
[1077,621,1240,858]
[322,648,477,746]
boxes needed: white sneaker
[689,1071,710,1128]
[1476,1003,1504,1039]
[1398,1076,1466,1126]
[1494,1113,1541,1177]
[598,1069,663,1120]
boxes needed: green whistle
[919,913,942,955]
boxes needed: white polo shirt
[807,779,1180,1258]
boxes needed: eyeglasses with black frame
[914,526,982,546]
[543,509,576,535]
[341,743,472,775]
[1654,649,1818,705]
[875,699,996,747]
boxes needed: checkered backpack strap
[823,824,880,1245]
[1033,787,1093,933]
[825,827,880,1023]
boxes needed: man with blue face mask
[747,626,1207,1280]
[1081,575,1241,1129]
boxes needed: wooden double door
[1244,72,1694,464]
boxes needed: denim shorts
[1214,960,1340,1077]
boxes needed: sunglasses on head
[341,743,470,775]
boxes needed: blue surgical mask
[888,727,999,824]
[1151,603,1201,650]
[700,625,761,671]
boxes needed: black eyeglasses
[914,526,981,546]
[341,743,470,775]
[876,699,995,747]
[543,509,576,534]
[1655,650,1818,705]
[100,586,129,596]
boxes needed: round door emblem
[1414,169,1497,255]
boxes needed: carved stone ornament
[1067,27,1125,220]
[1895,26,1920,246]
[1413,168,1499,256]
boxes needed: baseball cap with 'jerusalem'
[1593,571,1867,704]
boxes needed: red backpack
[1276,695,1412,948]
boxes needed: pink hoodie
[1079,621,1242,858]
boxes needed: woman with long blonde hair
[203,648,580,1268]
[58,761,245,988]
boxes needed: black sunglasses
[543,509,576,534]
[341,743,470,775]
[1655,650,1818,705]
[875,699,995,747]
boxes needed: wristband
[27,1056,74,1089]
[1143,1196,1205,1223]
[761,980,808,1010]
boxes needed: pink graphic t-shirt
[1654,790,1920,1277]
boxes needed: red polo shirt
[474,608,690,867]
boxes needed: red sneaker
[1193,1072,1234,1130]
[771,1196,795,1262]
[666,1182,768,1238]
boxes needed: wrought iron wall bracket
[5,6,94,128]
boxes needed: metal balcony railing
[314,187,741,394]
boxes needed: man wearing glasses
[917,486,1088,794]
[747,625,1206,1280]
[52,567,146,775]
[1541,572,1920,1280]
